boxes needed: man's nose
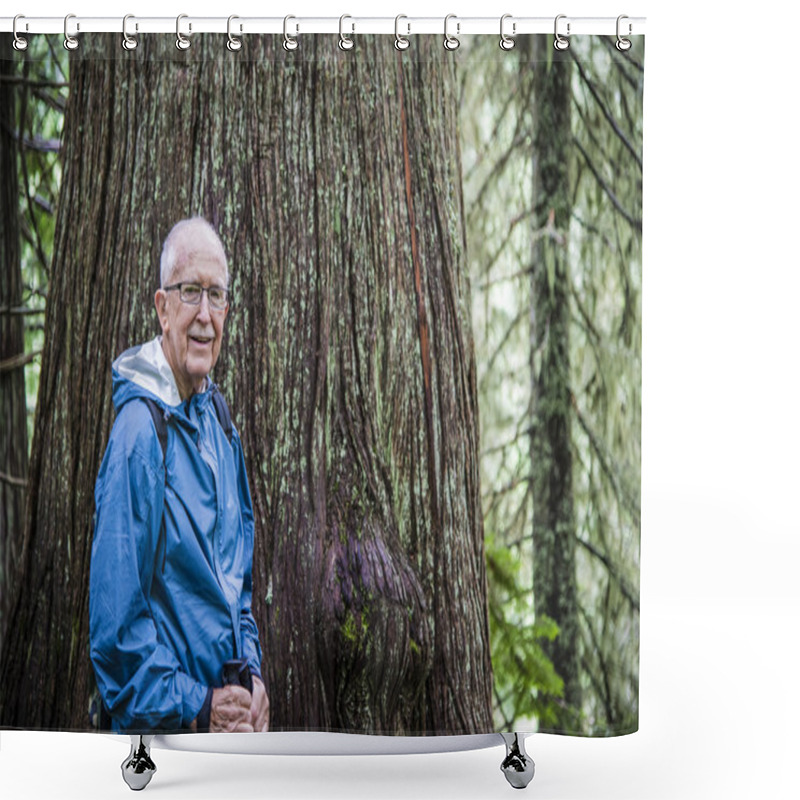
[196,291,212,321]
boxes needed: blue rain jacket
[89,338,262,732]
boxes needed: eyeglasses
[163,282,229,310]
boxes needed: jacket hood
[112,336,209,411]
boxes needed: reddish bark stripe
[396,55,439,524]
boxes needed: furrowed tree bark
[527,38,582,730]
[0,34,29,640]
[0,35,493,734]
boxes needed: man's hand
[209,685,254,732]
[250,675,270,732]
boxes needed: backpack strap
[141,388,233,467]
[210,385,234,444]
[142,396,169,461]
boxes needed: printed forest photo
[0,32,642,737]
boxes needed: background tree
[461,36,642,734]
[0,36,65,638]
[527,38,582,731]
[0,34,493,734]
[0,35,27,636]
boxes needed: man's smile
[189,334,214,345]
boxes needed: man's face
[155,246,229,401]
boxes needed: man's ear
[154,289,168,332]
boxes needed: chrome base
[500,732,535,789]
[149,730,502,756]
[121,735,157,791]
[113,730,533,789]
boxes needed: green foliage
[485,532,564,730]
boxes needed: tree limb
[571,395,641,527]
[0,74,69,89]
[0,470,28,489]
[0,305,46,316]
[570,51,642,172]
[0,349,42,373]
[576,537,640,612]
[573,138,642,231]
[17,62,52,275]
[478,308,526,391]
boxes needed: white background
[3,1,799,798]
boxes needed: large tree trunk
[528,39,582,729]
[0,34,492,734]
[0,34,29,639]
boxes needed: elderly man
[90,217,268,734]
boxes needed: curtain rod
[1,16,646,37]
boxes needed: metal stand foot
[122,735,156,791]
[500,732,535,789]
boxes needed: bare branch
[570,283,602,344]
[478,308,526,390]
[0,349,42,373]
[0,305,46,317]
[32,87,67,114]
[573,138,642,231]
[599,35,645,75]
[17,63,52,275]
[570,51,642,172]
[464,80,523,185]
[571,395,641,527]
[0,120,62,154]
[466,127,527,227]
[477,217,566,285]
[0,75,69,90]
[0,470,28,489]
[578,605,615,722]
[24,134,61,154]
[576,538,639,612]
[482,426,534,458]
[478,263,533,292]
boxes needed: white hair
[159,217,230,288]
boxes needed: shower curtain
[0,25,643,739]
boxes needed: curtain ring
[12,15,28,51]
[443,14,460,51]
[554,14,570,51]
[283,15,298,51]
[616,15,632,51]
[394,14,410,51]
[227,15,242,52]
[176,14,191,51]
[338,14,354,51]
[122,14,138,51]
[64,13,79,51]
[499,14,516,51]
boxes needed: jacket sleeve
[89,402,209,731]
[232,428,264,682]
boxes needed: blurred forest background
[0,33,642,736]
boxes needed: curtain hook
[554,14,570,51]
[227,15,242,52]
[443,14,460,51]
[339,14,355,51]
[394,14,410,51]
[64,13,79,51]
[283,15,298,51]
[12,14,28,51]
[499,14,516,51]
[176,14,191,51]
[616,15,632,51]
[122,14,138,51]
